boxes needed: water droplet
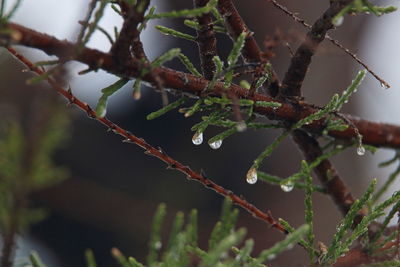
[357,146,365,156]
[380,82,389,89]
[280,182,294,192]
[246,168,258,184]
[287,243,294,250]
[209,139,222,149]
[192,132,203,145]
[267,254,276,260]
[236,121,247,132]
[344,100,348,104]
[154,241,162,250]
[353,88,358,93]
[333,16,344,27]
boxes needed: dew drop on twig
[192,132,203,145]
[280,182,294,192]
[246,168,258,184]
[356,146,365,156]
[380,82,389,89]
[209,139,222,149]
[333,16,344,27]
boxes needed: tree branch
[280,0,354,97]
[4,22,400,149]
[217,0,280,96]
[194,0,217,80]
[110,1,149,61]
[292,129,357,217]
[6,46,288,235]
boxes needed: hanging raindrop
[380,82,389,89]
[280,182,294,192]
[246,168,258,184]
[192,132,203,145]
[209,139,222,149]
[332,16,344,27]
[356,146,365,156]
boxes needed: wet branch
[4,22,400,149]
[194,0,217,80]
[280,0,355,97]
[217,0,280,96]
[6,46,288,235]
[292,129,359,217]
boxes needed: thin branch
[217,0,280,97]
[76,0,98,47]
[292,130,358,217]
[277,1,359,224]
[193,0,217,80]
[4,22,400,149]
[110,1,149,62]
[280,0,355,97]
[5,46,289,235]
[264,0,390,89]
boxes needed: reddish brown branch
[4,22,400,149]
[217,0,280,96]
[279,1,358,222]
[194,0,217,80]
[110,1,149,62]
[264,0,390,89]
[280,0,354,97]
[6,46,288,235]
[292,130,357,217]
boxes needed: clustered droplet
[246,168,258,185]
[192,132,203,145]
[209,139,223,149]
[280,182,294,192]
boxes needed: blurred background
[0,0,399,266]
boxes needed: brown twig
[217,0,280,97]
[4,22,400,149]
[6,46,289,235]
[264,0,390,89]
[111,1,169,105]
[277,1,359,224]
[280,0,355,97]
[110,1,149,61]
[292,129,357,217]
[193,0,217,80]
[76,0,99,47]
